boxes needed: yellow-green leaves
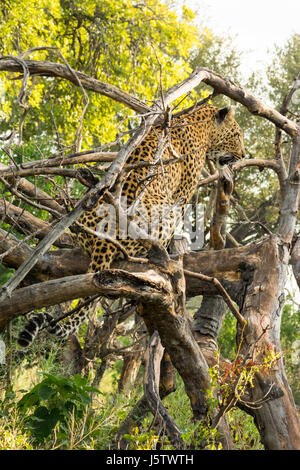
[0,0,201,150]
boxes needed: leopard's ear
[216,107,234,123]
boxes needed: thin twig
[75,221,149,265]
[183,269,246,326]
[0,176,63,218]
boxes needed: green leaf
[27,406,60,439]
[37,384,56,401]
[33,405,50,420]
[73,374,88,388]
[18,388,40,410]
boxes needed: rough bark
[118,347,143,394]
[118,319,145,393]
[0,66,214,302]
[192,296,227,339]
[0,230,88,285]
[209,166,234,250]
[247,133,300,450]
[0,152,116,179]
[238,236,300,450]
[291,236,300,289]
[1,54,300,449]
[2,233,298,448]
[0,245,252,324]
[0,58,151,114]
[0,201,73,248]
[143,331,184,449]
[1,59,297,136]
[0,163,66,216]
[115,351,177,449]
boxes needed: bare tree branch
[143,331,184,449]
[0,58,151,114]
[0,66,215,301]
[0,200,72,247]
[1,58,298,135]
[0,163,65,215]
[198,158,283,187]
[0,152,116,178]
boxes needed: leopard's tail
[17,299,92,348]
[17,312,55,348]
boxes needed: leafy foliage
[0,263,14,285]
[0,0,299,452]
[267,33,300,112]
[0,0,200,148]
[280,303,300,404]
[17,373,99,442]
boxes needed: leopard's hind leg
[17,241,118,347]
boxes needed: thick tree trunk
[238,236,300,449]
[1,233,299,448]
[142,332,184,449]
[115,351,177,449]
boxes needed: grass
[2,308,295,451]
[0,356,264,450]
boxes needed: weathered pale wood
[0,243,253,322]
[116,351,177,449]
[0,245,230,444]
[199,67,299,137]
[1,54,300,449]
[0,200,72,247]
[1,58,297,136]
[143,331,184,449]
[0,152,116,178]
[238,236,300,450]
[0,58,151,114]
[0,65,213,302]
[198,158,282,187]
[0,163,65,215]
[291,237,300,289]
[209,166,233,250]
[3,234,298,448]
[278,135,300,244]
[0,230,88,284]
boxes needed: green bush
[280,303,300,404]
[17,373,99,443]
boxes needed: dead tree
[0,52,300,449]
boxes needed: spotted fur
[18,104,245,347]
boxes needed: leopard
[18,104,246,348]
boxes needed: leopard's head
[207,107,246,165]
